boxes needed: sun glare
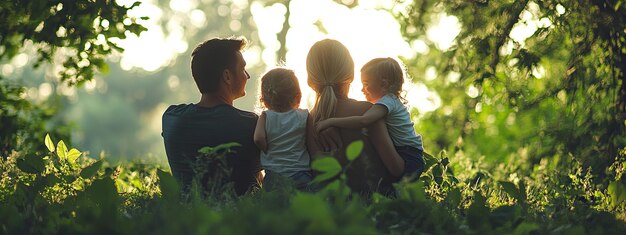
[118,0,452,113]
[114,0,185,72]
[252,0,442,113]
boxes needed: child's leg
[262,170,275,192]
[394,146,425,181]
[264,170,292,192]
[289,171,314,192]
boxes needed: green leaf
[444,187,462,208]
[45,134,55,152]
[513,222,540,234]
[423,151,437,170]
[323,180,341,191]
[432,165,444,185]
[16,153,46,174]
[291,193,336,232]
[518,180,527,203]
[80,160,103,178]
[130,1,142,8]
[440,157,449,166]
[472,171,488,185]
[43,174,61,186]
[489,205,521,227]
[608,181,626,207]
[99,62,110,74]
[399,180,426,202]
[85,177,119,208]
[63,175,77,184]
[67,148,81,163]
[467,192,490,230]
[56,140,68,160]
[199,142,241,155]
[312,157,342,183]
[550,224,585,235]
[157,169,180,200]
[346,140,364,161]
[499,181,522,201]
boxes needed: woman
[305,39,405,194]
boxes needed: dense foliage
[1,137,625,234]
[399,0,626,174]
[0,0,146,157]
[5,0,266,159]
[0,0,146,84]
[2,0,626,234]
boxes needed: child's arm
[253,112,268,153]
[316,104,388,133]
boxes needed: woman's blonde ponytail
[306,39,354,125]
[312,85,337,123]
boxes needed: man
[162,37,261,195]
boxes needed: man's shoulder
[231,107,259,120]
[162,104,195,119]
[208,105,259,127]
[164,103,192,113]
[163,104,257,118]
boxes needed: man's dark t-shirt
[162,104,261,195]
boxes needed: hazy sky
[114,0,458,113]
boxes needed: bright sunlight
[116,0,458,113]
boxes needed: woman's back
[305,38,403,195]
[332,99,395,194]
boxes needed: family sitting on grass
[162,37,425,196]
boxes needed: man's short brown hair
[191,37,247,93]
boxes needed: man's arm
[316,105,388,133]
[253,112,267,153]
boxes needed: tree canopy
[399,0,626,177]
[0,0,146,156]
[0,0,146,84]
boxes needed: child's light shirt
[261,108,311,177]
[375,94,423,150]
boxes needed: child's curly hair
[260,68,302,111]
[361,57,407,104]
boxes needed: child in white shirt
[254,68,313,191]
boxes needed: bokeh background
[2,0,625,181]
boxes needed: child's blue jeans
[395,145,426,180]
[263,170,314,192]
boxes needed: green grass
[1,137,625,234]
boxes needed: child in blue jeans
[316,57,425,180]
[254,68,313,191]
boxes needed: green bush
[1,136,625,234]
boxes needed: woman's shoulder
[336,99,372,116]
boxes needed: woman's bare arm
[306,113,322,160]
[369,119,405,177]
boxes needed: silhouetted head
[260,68,302,112]
[360,57,405,103]
[306,39,355,123]
[191,37,249,96]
